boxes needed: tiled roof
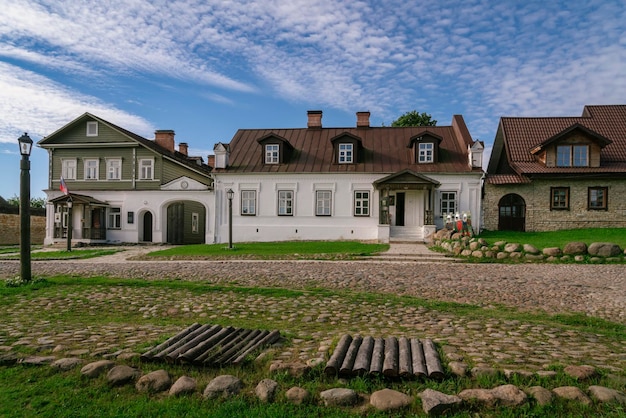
[219,115,481,174]
[486,174,531,184]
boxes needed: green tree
[390,110,437,127]
[6,194,46,208]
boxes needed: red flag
[60,176,69,195]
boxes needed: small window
[573,145,588,167]
[418,143,434,163]
[338,143,353,163]
[556,145,589,167]
[556,145,571,167]
[139,159,153,180]
[86,121,98,137]
[316,190,332,216]
[191,212,199,233]
[107,207,121,229]
[354,191,370,216]
[550,187,570,210]
[265,144,279,164]
[61,159,77,180]
[278,190,293,216]
[440,191,457,216]
[241,190,256,215]
[84,158,99,180]
[588,187,607,210]
[107,159,122,180]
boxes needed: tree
[6,194,46,208]
[390,110,437,127]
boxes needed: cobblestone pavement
[1,246,625,375]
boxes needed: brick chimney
[356,111,370,128]
[179,142,188,156]
[207,155,215,168]
[307,110,322,129]
[155,130,175,152]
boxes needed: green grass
[0,248,119,260]
[146,241,389,259]
[477,228,626,250]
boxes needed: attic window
[338,144,353,163]
[86,121,98,137]
[556,145,588,167]
[418,143,434,163]
[265,144,279,164]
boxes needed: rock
[504,243,522,253]
[469,241,480,251]
[107,365,140,386]
[471,250,483,258]
[552,386,592,405]
[136,370,171,393]
[0,352,19,365]
[461,249,472,257]
[588,242,622,257]
[564,365,597,380]
[523,244,539,254]
[526,386,553,406]
[370,388,412,412]
[448,361,468,377]
[563,242,587,255]
[588,385,626,404]
[535,370,557,378]
[306,358,325,368]
[169,376,197,396]
[203,375,243,399]
[51,357,83,371]
[471,366,497,378]
[509,252,522,259]
[477,238,488,246]
[81,360,116,378]
[269,361,309,378]
[255,379,278,403]
[490,384,527,406]
[285,386,310,405]
[542,247,562,257]
[20,356,56,365]
[574,255,585,262]
[496,252,509,260]
[525,254,544,261]
[419,389,461,415]
[320,388,359,407]
[458,388,497,407]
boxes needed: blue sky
[1,0,625,200]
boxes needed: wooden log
[324,334,353,376]
[423,339,444,380]
[352,336,374,375]
[410,338,427,378]
[215,329,261,364]
[179,326,234,363]
[398,337,413,378]
[140,323,202,361]
[369,337,385,375]
[382,336,399,377]
[201,328,246,365]
[163,324,220,363]
[339,335,363,376]
[231,329,280,364]
[224,330,269,364]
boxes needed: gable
[39,114,137,147]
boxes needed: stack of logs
[324,335,444,380]
[141,323,280,366]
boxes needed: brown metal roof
[218,114,481,174]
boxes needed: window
[107,207,121,229]
[139,159,153,180]
[61,159,77,180]
[418,143,434,163]
[278,190,293,216]
[241,190,256,215]
[191,212,199,233]
[557,145,589,167]
[106,159,122,180]
[354,191,370,216]
[440,191,457,216]
[84,159,99,180]
[338,143,353,163]
[265,144,279,164]
[316,190,332,216]
[86,121,98,136]
[550,187,569,210]
[588,187,608,210]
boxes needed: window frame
[572,145,589,167]
[61,159,77,180]
[550,187,570,210]
[440,191,457,217]
[86,121,98,137]
[354,190,370,217]
[191,212,199,234]
[315,190,332,216]
[556,144,589,167]
[107,207,122,229]
[338,143,353,164]
[588,187,608,210]
[418,142,434,163]
[277,190,293,216]
[241,190,257,216]
[106,158,122,180]
[138,158,154,180]
[84,158,99,180]
[265,144,279,164]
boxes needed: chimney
[207,155,215,168]
[307,110,322,129]
[179,142,188,156]
[155,130,175,152]
[356,111,370,128]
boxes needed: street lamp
[226,188,234,249]
[66,198,73,252]
[18,133,33,282]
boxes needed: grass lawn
[0,248,119,261]
[477,228,626,250]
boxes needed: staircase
[389,226,424,242]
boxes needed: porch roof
[48,193,109,206]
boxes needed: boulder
[419,389,462,415]
[370,388,412,412]
[51,358,83,371]
[504,243,522,253]
[563,242,587,255]
[469,241,481,251]
[490,384,527,407]
[471,366,497,378]
[21,356,56,365]
[169,376,197,396]
[564,365,597,380]
[269,361,310,378]
[471,250,484,258]
[588,242,622,257]
[542,247,562,257]
[496,252,509,260]
[203,375,243,399]
[552,386,591,405]
[255,379,278,403]
[136,369,171,393]
[526,386,553,406]
[523,244,540,254]
[81,360,116,378]
[320,388,359,407]
[107,365,140,386]
[588,385,626,404]
[448,361,468,377]
[285,387,310,405]
[458,388,497,407]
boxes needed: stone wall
[0,213,46,245]
[484,178,626,232]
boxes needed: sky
[1,0,625,200]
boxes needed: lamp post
[66,197,73,252]
[226,188,234,249]
[18,133,33,282]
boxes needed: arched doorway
[166,201,206,244]
[142,212,153,242]
[498,194,526,231]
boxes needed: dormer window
[258,134,293,165]
[86,121,98,137]
[265,144,279,164]
[408,131,442,164]
[331,133,362,164]
[557,145,588,167]
[338,144,353,163]
[418,143,434,163]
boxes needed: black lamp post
[226,188,234,249]
[18,133,33,282]
[66,198,73,252]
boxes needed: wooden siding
[43,118,136,145]
[162,158,211,186]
